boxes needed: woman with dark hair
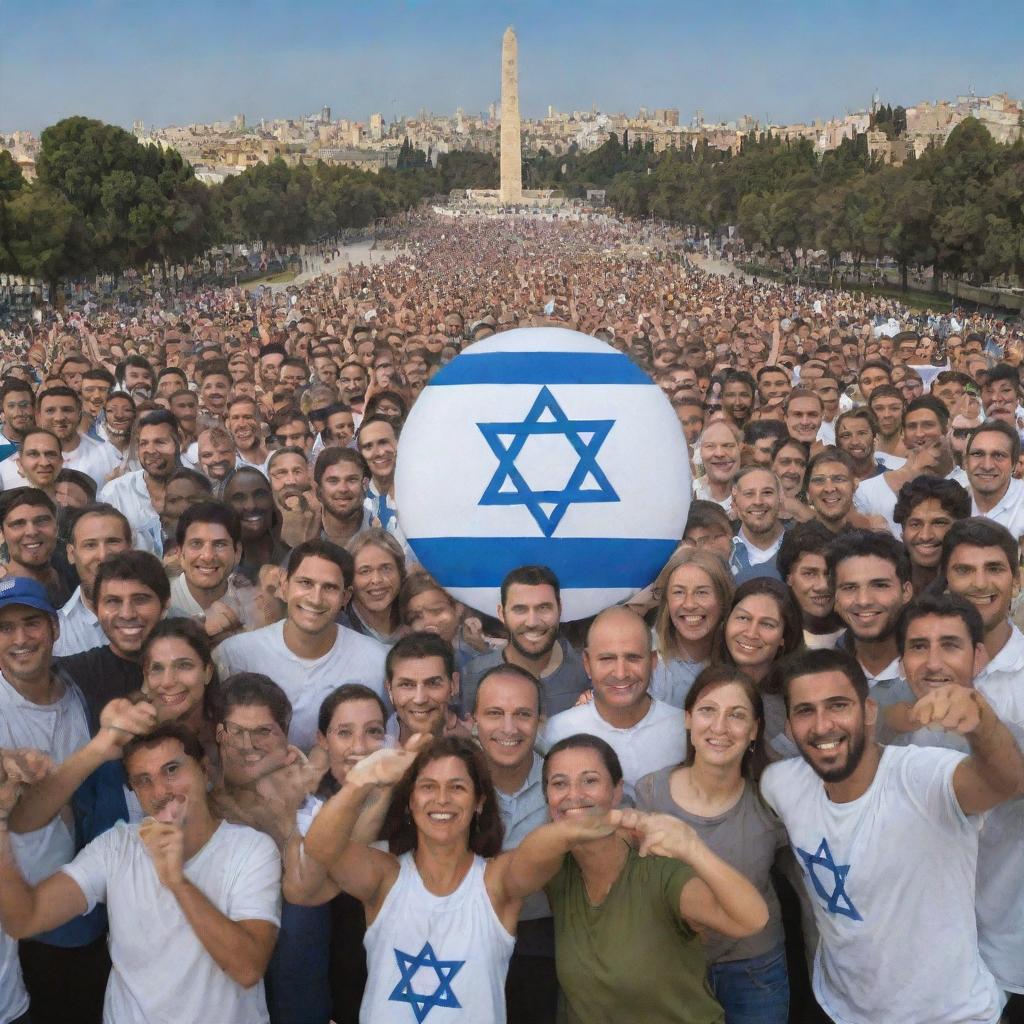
[542,733,769,1024]
[636,667,789,1024]
[222,465,290,583]
[140,617,220,760]
[712,578,804,758]
[300,734,619,1023]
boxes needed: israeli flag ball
[395,328,691,621]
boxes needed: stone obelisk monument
[499,26,523,204]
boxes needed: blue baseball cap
[0,577,57,617]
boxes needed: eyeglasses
[221,721,282,748]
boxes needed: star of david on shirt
[388,941,465,1022]
[477,386,619,537]
[797,837,862,921]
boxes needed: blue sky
[3,0,1023,134]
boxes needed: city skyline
[3,0,1024,135]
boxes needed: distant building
[369,113,384,141]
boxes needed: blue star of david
[797,838,862,921]
[476,386,618,537]
[388,941,464,1022]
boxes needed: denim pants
[708,945,790,1024]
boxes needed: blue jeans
[708,946,789,1024]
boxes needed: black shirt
[57,645,143,732]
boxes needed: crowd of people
[0,209,1023,1024]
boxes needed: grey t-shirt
[459,638,589,716]
[634,766,787,964]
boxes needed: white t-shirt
[875,450,907,471]
[98,470,163,555]
[853,473,900,536]
[971,476,1024,541]
[54,586,107,657]
[62,820,281,1024]
[0,928,27,1024]
[214,621,388,751]
[539,697,685,799]
[761,746,1002,1024]
[63,433,121,488]
[693,478,733,514]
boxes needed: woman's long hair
[653,548,735,662]
[681,665,769,781]
[383,735,504,858]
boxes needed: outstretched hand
[0,748,55,816]
[345,733,430,789]
[910,685,988,736]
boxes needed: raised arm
[489,813,620,908]
[9,699,157,834]
[619,809,769,940]
[0,755,89,938]
[910,685,1024,814]
[296,746,419,907]
[139,802,278,988]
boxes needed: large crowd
[0,209,1023,1024]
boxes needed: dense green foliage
[1,115,1021,293]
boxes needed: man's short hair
[176,500,242,549]
[743,421,788,446]
[473,663,544,717]
[784,387,823,412]
[940,518,1020,580]
[385,631,456,681]
[36,385,81,409]
[893,476,971,527]
[722,369,755,395]
[0,379,34,403]
[835,407,878,438]
[82,368,115,387]
[123,721,205,775]
[266,446,308,476]
[896,592,984,654]
[356,414,399,445]
[684,499,734,538]
[218,672,293,734]
[904,395,949,432]
[858,360,893,382]
[166,467,213,494]
[778,648,869,710]
[866,384,905,410]
[285,538,355,589]
[93,550,171,606]
[313,446,369,486]
[66,502,132,546]
[499,565,561,608]
[137,409,181,439]
[54,468,97,502]
[776,520,837,579]
[984,362,1020,392]
[0,487,57,528]
[966,419,1022,465]
[806,446,856,479]
[826,528,911,586]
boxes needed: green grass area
[739,264,947,311]
[241,269,298,289]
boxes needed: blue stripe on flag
[407,537,678,589]
[430,352,651,387]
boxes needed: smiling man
[356,416,399,532]
[540,607,684,799]
[57,550,170,729]
[313,448,371,547]
[729,467,785,583]
[762,647,1021,1024]
[213,540,387,751]
[226,397,269,470]
[460,566,588,717]
[99,410,181,555]
[964,420,1024,541]
[0,722,282,1024]
[892,477,971,595]
[383,633,469,743]
[54,504,133,657]
[696,419,742,512]
[472,664,557,1024]
[827,529,915,710]
[0,488,75,609]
